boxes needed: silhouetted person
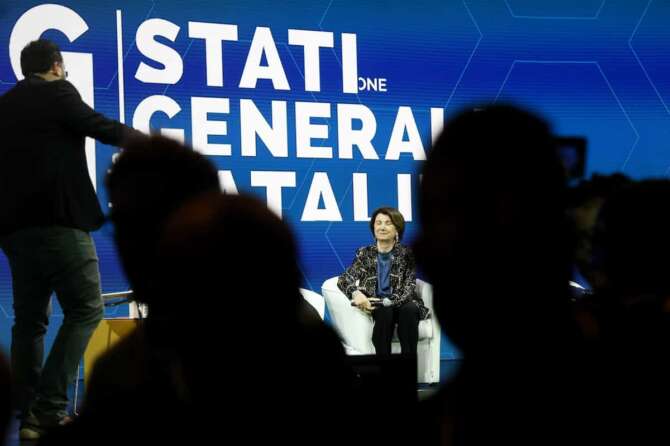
[106,136,221,305]
[585,180,670,444]
[0,350,10,446]
[0,39,140,440]
[149,192,355,445]
[566,173,631,290]
[37,135,220,445]
[43,138,356,445]
[415,105,582,445]
[566,173,632,344]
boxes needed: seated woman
[338,207,429,355]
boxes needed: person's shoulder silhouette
[415,105,581,446]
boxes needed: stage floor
[4,360,461,445]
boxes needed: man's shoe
[19,413,73,440]
[18,424,45,441]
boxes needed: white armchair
[321,277,441,384]
[300,288,325,319]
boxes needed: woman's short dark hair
[20,39,63,76]
[370,207,405,241]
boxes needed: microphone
[350,297,394,308]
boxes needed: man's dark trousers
[1,226,103,423]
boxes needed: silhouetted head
[154,192,302,317]
[416,105,572,355]
[106,136,219,302]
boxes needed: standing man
[0,39,140,440]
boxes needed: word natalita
[217,170,417,223]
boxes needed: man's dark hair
[20,39,63,76]
[369,207,406,241]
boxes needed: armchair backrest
[416,279,434,314]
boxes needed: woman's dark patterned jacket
[337,243,429,320]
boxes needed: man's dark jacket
[0,75,136,236]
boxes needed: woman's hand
[352,290,368,309]
[353,291,380,312]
